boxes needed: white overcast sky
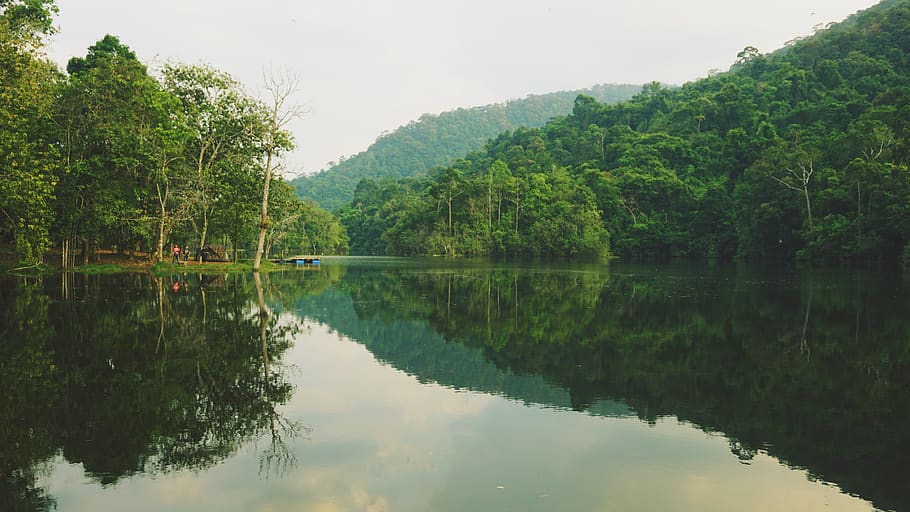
[47,0,879,176]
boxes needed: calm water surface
[1,258,907,511]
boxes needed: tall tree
[429,168,464,256]
[252,73,301,271]
[56,35,187,264]
[760,142,818,230]
[161,63,264,260]
[0,0,59,264]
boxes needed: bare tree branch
[253,70,306,271]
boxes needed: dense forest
[6,0,910,266]
[290,84,642,211]
[338,0,910,263]
[0,1,347,266]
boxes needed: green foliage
[0,0,56,38]
[0,10,346,266]
[160,62,273,261]
[0,7,59,263]
[54,35,191,264]
[9,0,910,265]
[292,84,642,211]
[338,128,613,257]
[264,179,348,257]
[339,0,910,263]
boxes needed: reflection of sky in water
[40,318,875,512]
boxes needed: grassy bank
[2,260,281,275]
[149,261,280,274]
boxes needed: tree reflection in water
[294,263,910,512]
[0,270,319,511]
[2,262,909,512]
[254,272,309,479]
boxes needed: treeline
[291,84,641,212]
[339,0,910,263]
[0,1,347,266]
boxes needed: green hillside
[291,84,642,211]
[338,0,910,263]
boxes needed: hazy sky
[47,0,878,176]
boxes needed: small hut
[199,244,230,262]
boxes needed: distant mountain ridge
[291,84,642,210]
[334,0,910,262]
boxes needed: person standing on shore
[172,243,181,264]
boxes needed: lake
[1,258,907,511]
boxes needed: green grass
[1,259,284,275]
[150,260,280,275]
[76,263,135,274]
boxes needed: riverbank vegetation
[5,1,910,267]
[338,0,910,263]
[0,1,347,268]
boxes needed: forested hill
[291,84,641,211]
[338,0,910,263]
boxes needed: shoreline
[1,260,282,275]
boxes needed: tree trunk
[155,181,169,262]
[803,184,813,229]
[514,189,520,235]
[447,196,453,237]
[198,207,210,262]
[857,181,861,252]
[157,214,166,263]
[254,73,302,271]
[487,171,493,236]
[253,144,273,271]
[265,236,274,260]
[497,194,503,224]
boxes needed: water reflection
[291,261,910,512]
[0,271,324,511]
[1,261,907,511]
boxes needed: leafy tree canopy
[337,0,910,264]
[292,84,642,211]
